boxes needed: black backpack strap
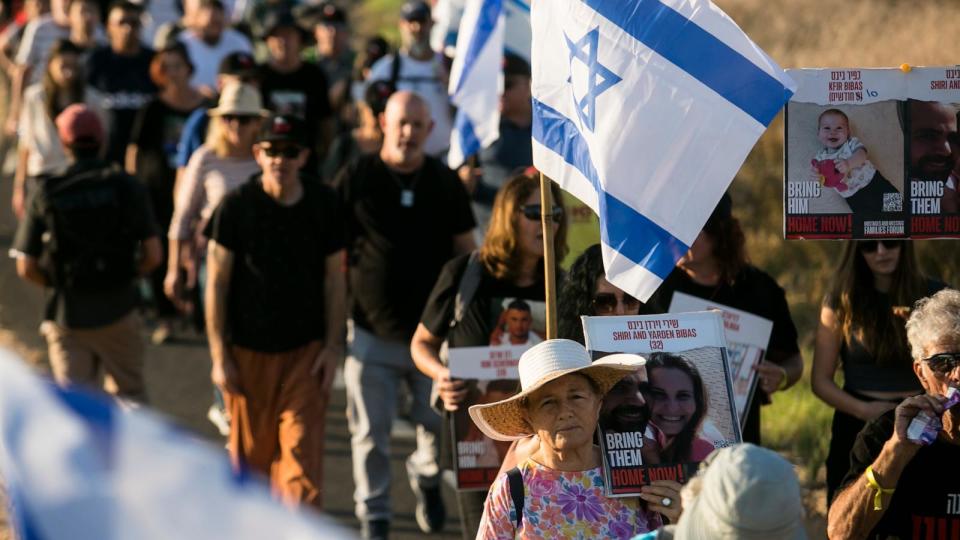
[451,250,483,328]
[506,467,524,529]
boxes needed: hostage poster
[582,312,741,497]
[784,67,960,239]
[667,292,773,429]
[446,297,545,491]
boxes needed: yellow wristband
[865,466,895,511]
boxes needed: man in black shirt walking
[205,114,346,510]
[336,91,476,539]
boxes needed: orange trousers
[224,340,327,510]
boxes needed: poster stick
[539,172,557,339]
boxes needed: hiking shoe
[412,483,445,533]
[361,519,389,540]
[207,403,230,437]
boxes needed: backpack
[38,165,139,292]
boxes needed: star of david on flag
[531,0,795,301]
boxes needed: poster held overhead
[784,66,960,239]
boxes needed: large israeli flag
[447,0,505,168]
[532,0,795,300]
[0,348,349,540]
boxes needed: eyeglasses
[921,353,960,376]
[222,114,256,125]
[261,145,302,158]
[858,239,903,253]
[519,204,564,224]
[592,292,641,315]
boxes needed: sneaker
[411,482,445,533]
[360,519,389,540]
[207,403,230,437]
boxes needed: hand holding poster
[582,311,740,497]
[784,67,960,239]
[668,292,774,428]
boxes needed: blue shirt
[175,106,210,169]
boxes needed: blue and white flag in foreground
[447,0,505,168]
[531,0,795,300]
[0,349,349,540]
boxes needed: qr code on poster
[883,193,902,212]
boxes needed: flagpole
[539,172,558,339]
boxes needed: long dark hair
[558,244,604,344]
[700,207,748,285]
[646,353,707,463]
[43,39,87,122]
[826,241,925,366]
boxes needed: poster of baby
[784,67,960,239]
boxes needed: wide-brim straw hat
[468,339,644,441]
[674,444,807,540]
[207,82,269,117]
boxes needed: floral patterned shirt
[477,458,662,539]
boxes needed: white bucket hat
[207,81,269,117]
[674,443,807,540]
[468,339,643,441]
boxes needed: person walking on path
[335,90,475,539]
[10,103,162,404]
[204,113,346,510]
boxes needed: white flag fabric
[0,348,351,540]
[531,0,795,300]
[447,0,505,168]
[433,0,531,61]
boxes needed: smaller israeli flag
[0,348,349,540]
[532,0,795,300]
[447,0,506,169]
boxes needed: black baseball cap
[218,51,257,78]
[260,8,311,41]
[503,52,530,77]
[400,0,430,22]
[257,114,307,146]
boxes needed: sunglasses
[922,353,960,376]
[118,17,141,27]
[262,145,302,158]
[222,114,256,125]
[519,204,564,223]
[858,239,903,253]
[592,292,641,315]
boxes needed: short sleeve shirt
[336,154,476,342]
[838,412,960,539]
[206,176,344,352]
[11,161,159,328]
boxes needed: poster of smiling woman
[582,311,740,497]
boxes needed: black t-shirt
[646,265,801,444]
[86,45,157,165]
[421,253,546,347]
[206,175,344,352]
[259,62,332,146]
[12,160,159,328]
[839,412,960,539]
[336,154,476,342]
[130,98,202,225]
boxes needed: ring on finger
[661,497,672,507]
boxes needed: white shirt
[368,52,453,158]
[16,15,67,86]
[179,28,252,91]
[18,83,109,176]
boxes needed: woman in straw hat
[471,339,663,539]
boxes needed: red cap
[55,104,104,150]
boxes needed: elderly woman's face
[914,337,960,397]
[523,373,600,453]
[649,367,697,437]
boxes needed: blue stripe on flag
[51,384,115,467]
[454,112,482,161]
[454,0,503,95]
[532,99,688,278]
[582,0,791,126]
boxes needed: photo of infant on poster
[787,101,904,215]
